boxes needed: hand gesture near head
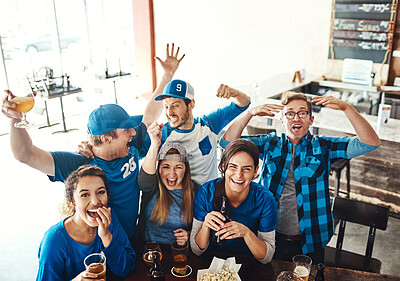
[2,90,22,120]
[155,43,185,76]
[96,206,113,248]
[216,84,251,107]
[147,121,163,148]
[249,103,283,118]
[312,95,349,111]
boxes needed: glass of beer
[143,242,162,276]
[171,241,189,276]
[84,252,106,280]
[292,254,312,281]
[11,91,35,128]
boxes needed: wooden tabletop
[124,242,400,281]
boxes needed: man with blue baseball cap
[145,79,251,186]
[2,43,185,239]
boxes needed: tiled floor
[0,90,399,280]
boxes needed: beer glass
[11,91,35,128]
[292,254,312,281]
[171,240,190,277]
[276,271,300,281]
[84,252,106,280]
[143,242,162,276]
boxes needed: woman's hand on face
[174,228,189,245]
[216,221,249,240]
[203,211,227,232]
[72,270,105,281]
[96,207,112,243]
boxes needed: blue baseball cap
[154,79,194,101]
[87,104,143,135]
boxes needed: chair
[325,197,389,273]
[330,159,351,198]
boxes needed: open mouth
[87,208,100,219]
[231,178,244,185]
[292,124,302,131]
[167,178,177,186]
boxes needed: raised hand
[147,121,163,148]
[249,103,283,117]
[2,90,23,120]
[76,141,94,159]
[174,228,189,245]
[216,84,243,99]
[312,95,348,111]
[96,207,112,247]
[155,43,185,76]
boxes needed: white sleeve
[256,230,276,264]
[190,218,209,256]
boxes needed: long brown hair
[213,139,259,210]
[150,148,194,226]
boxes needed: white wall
[153,0,332,98]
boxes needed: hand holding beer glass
[171,240,191,277]
[276,271,301,281]
[84,252,106,280]
[292,254,312,281]
[10,90,35,128]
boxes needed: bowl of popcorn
[197,257,241,281]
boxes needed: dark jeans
[273,236,325,265]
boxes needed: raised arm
[2,90,55,175]
[216,84,250,107]
[142,43,185,127]
[312,95,380,146]
[141,122,163,174]
[223,103,283,142]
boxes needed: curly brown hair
[59,165,110,217]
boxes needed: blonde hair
[150,148,194,226]
[281,91,312,114]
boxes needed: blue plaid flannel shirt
[242,131,350,254]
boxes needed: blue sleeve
[193,182,214,222]
[202,102,250,135]
[347,137,379,159]
[103,209,136,277]
[129,122,150,158]
[36,226,67,281]
[258,189,277,233]
[49,151,91,182]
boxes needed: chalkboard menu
[328,0,397,63]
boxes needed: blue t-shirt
[144,189,188,244]
[49,122,148,239]
[36,209,136,281]
[193,178,277,256]
[142,102,249,186]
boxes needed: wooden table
[124,243,400,281]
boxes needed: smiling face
[106,128,136,159]
[224,151,258,196]
[162,97,194,130]
[159,154,186,190]
[72,176,108,227]
[281,99,314,143]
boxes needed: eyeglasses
[284,110,310,120]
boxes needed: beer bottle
[215,196,230,245]
[150,252,165,281]
[315,263,324,281]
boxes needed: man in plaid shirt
[220,92,380,264]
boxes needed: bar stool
[330,159,351,198]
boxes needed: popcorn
[199,267,238,281]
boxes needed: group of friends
[1,44,381,281]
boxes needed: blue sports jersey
[143,102,249,186]
[49,122,148,239]
[232,132,378,254]
[193,178,277,256]
[36,209,135,281]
